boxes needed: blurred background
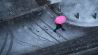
[0,0,98,55]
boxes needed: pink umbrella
[54,16,67,24]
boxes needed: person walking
[53,14,67,32]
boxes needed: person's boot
[53,29,56,32]
[61,28,66,31]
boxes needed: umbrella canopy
[54,16,67,24]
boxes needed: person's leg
[53,24,61,32]
[61,25,66,31]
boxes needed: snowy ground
[0,0,98,55]
[60,0,98,27]
[0,9,87,55]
